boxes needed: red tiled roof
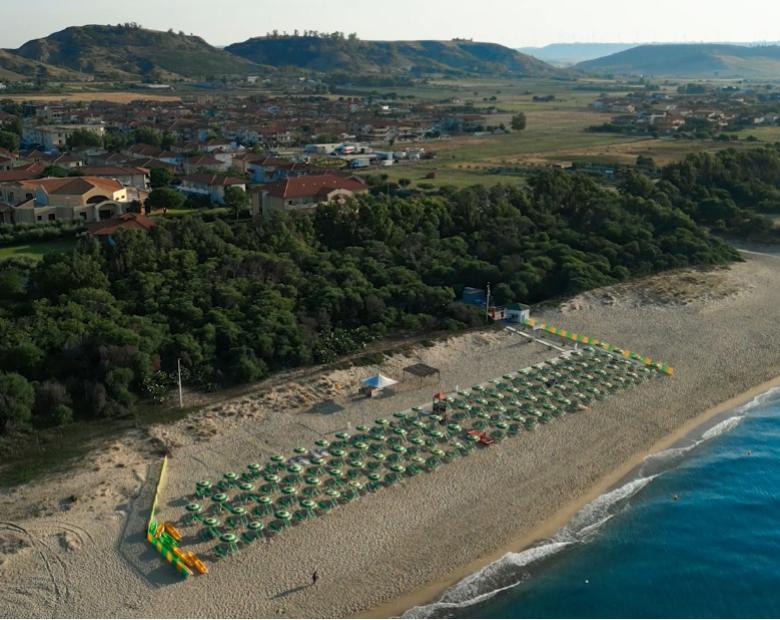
[185,154,222,166]
[78,166,149,176]
[86,212,156,237]
[0,163,46,182]
[264,174,367,199]
[18,176,123,195]
[180,174,245,187]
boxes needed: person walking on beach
[311,570,318,586]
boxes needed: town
[0,91,520,228]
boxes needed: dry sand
[2,250,780,618]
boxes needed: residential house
[22,124,105,150]
[0,162,46,183]
[258,174,368,214]
[178,174,246,204]
[0,176,129,224]
[86,212,156,237]
[77,166,150,190]
[183,154,229,175]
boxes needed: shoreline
[362,373,780,619]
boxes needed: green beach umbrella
[244,521,264,543]
[184,502,203,525]
[227,506,248,528]
[211,492,229,513]
[195,480,212,499]
[202,517,222,540]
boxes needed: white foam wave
[641,415,746,476]
[736,386,780,414]
[401,542,571,619]
[702,415,743,440]
[402,389,779,618]
[403,475,657,618]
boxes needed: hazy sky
[3,0,780,48]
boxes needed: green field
[0,238,77,261]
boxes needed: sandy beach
[3,250,780,618]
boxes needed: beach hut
[360,374,398,398]
[504,303,530,324]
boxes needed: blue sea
[404,388,780,619]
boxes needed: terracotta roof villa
[0,176,130,225]
[260,174,368,213]
[86,212,156,237]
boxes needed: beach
[3,250,780,618]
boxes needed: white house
[178,174,246,204]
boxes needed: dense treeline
[0,169,739,433]
[660,146,780,237]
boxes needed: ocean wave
[736,386,780,414]
[402,475,657,619]
[640,415,746,476]
[702,415,744,440]
[401,542,571,619]
[402,389,780,618]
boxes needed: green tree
[146,187,186,212]
[103,129,129,152]
[131,126,162,147]
[0,372,34,433]
[149,168,172,188]
[511,112,527,131]
[0,130,20,152]
[224,186,249,219]
[41,165,69,178]
[66,128,103,149]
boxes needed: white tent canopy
[360,374,398,389]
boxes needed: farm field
[350,77,780,188]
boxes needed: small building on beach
[505,303,531,324]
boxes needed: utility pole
[177,358,183,409]
[485,282,491,321]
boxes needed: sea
[403,387,780,619]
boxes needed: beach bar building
[505,303,531,324]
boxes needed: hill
[0,49,86,82]
[10,24,261,80]
[578,43,780,78]
[517,42,639,66]
[226,35,561,77]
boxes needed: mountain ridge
[225,35,562,77]
[577,43,780,78]
[9,24,261,80]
